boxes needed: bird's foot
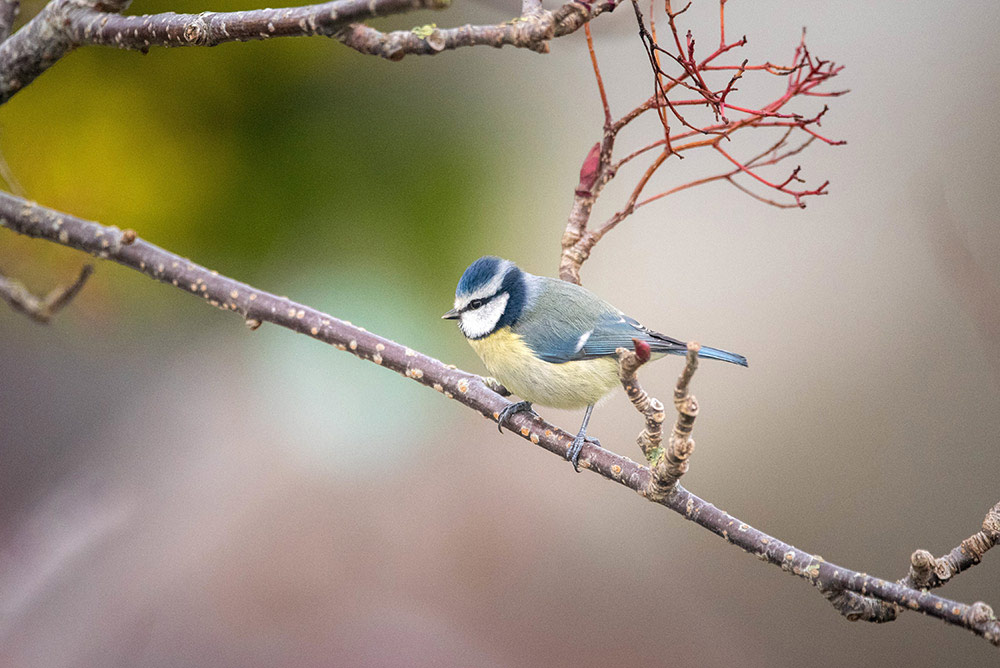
[496,400,536,433]
[566,434,600,472]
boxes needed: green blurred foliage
[0,1,522,333]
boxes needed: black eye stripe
[464,293,498,311]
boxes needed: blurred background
[2,0,999,665]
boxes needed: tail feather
[694,345,748,367]
[644,327,748,367]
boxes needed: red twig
[584,23,612,127]
[560,0,845,282]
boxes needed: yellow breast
[467,328,620,409]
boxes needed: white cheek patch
[460,292,509,339]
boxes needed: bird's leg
[566,404,599,472]
[496,400,537,433]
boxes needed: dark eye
[468,298,485,310]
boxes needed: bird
[443,256,747,471]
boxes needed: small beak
[441,308,461,320]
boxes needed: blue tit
[443,256,747,471]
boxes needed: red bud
[576,142,601,195]
[632,338,651,363]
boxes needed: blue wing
[513,276,747,366]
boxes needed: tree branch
[0,263,93,323]
[333,0,615,60]
[0,0,435,103]
[0,0,616,103]
[558,2,843,284]
[1,189,997,647]
[62,0,447,49]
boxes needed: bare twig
[0,263,93,323]
[909,504,1000,587]
[584,23,612,126]
[613,321,999,633]
[0,0,434,102]
[334,0,615,59]
[1,192,997,647]
[616,338,664,461]
[0,0,616,103]
[559,1,843,283]
[647,341,699,496]
[823,502,1000,625]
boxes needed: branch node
[908,549,936,587]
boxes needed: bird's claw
[496,400,536,433]
[566,435,600,472]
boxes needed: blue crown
[456,256,505,296]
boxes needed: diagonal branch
[0,263,93,323]
[0,0,617,104]
[61,0,446,49]
[335,0,616,60]
[1,189,997,647]
[0,0,436,103]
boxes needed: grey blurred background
[2,0,999,665]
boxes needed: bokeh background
[2,0,999,665]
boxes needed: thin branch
[1,190,997,647]
[558,2,843,283]
[62,0,447,49]
[647,341,699,496]
[0,0,617,103]
[904,505,1000,590]
[616,338,664,462]
[0,263,93,323]
[584,23,612,126]
[335,0,615,59]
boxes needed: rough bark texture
[0,0,617,104]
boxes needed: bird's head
[443,256,528,339]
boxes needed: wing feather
[513,277,686,364]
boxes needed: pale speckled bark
[0,0,616,104]
[333,0,617,60]
[1,188,998,648]
[0,0,444,103]
[0,0,90,104]
[62,0,448,49]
